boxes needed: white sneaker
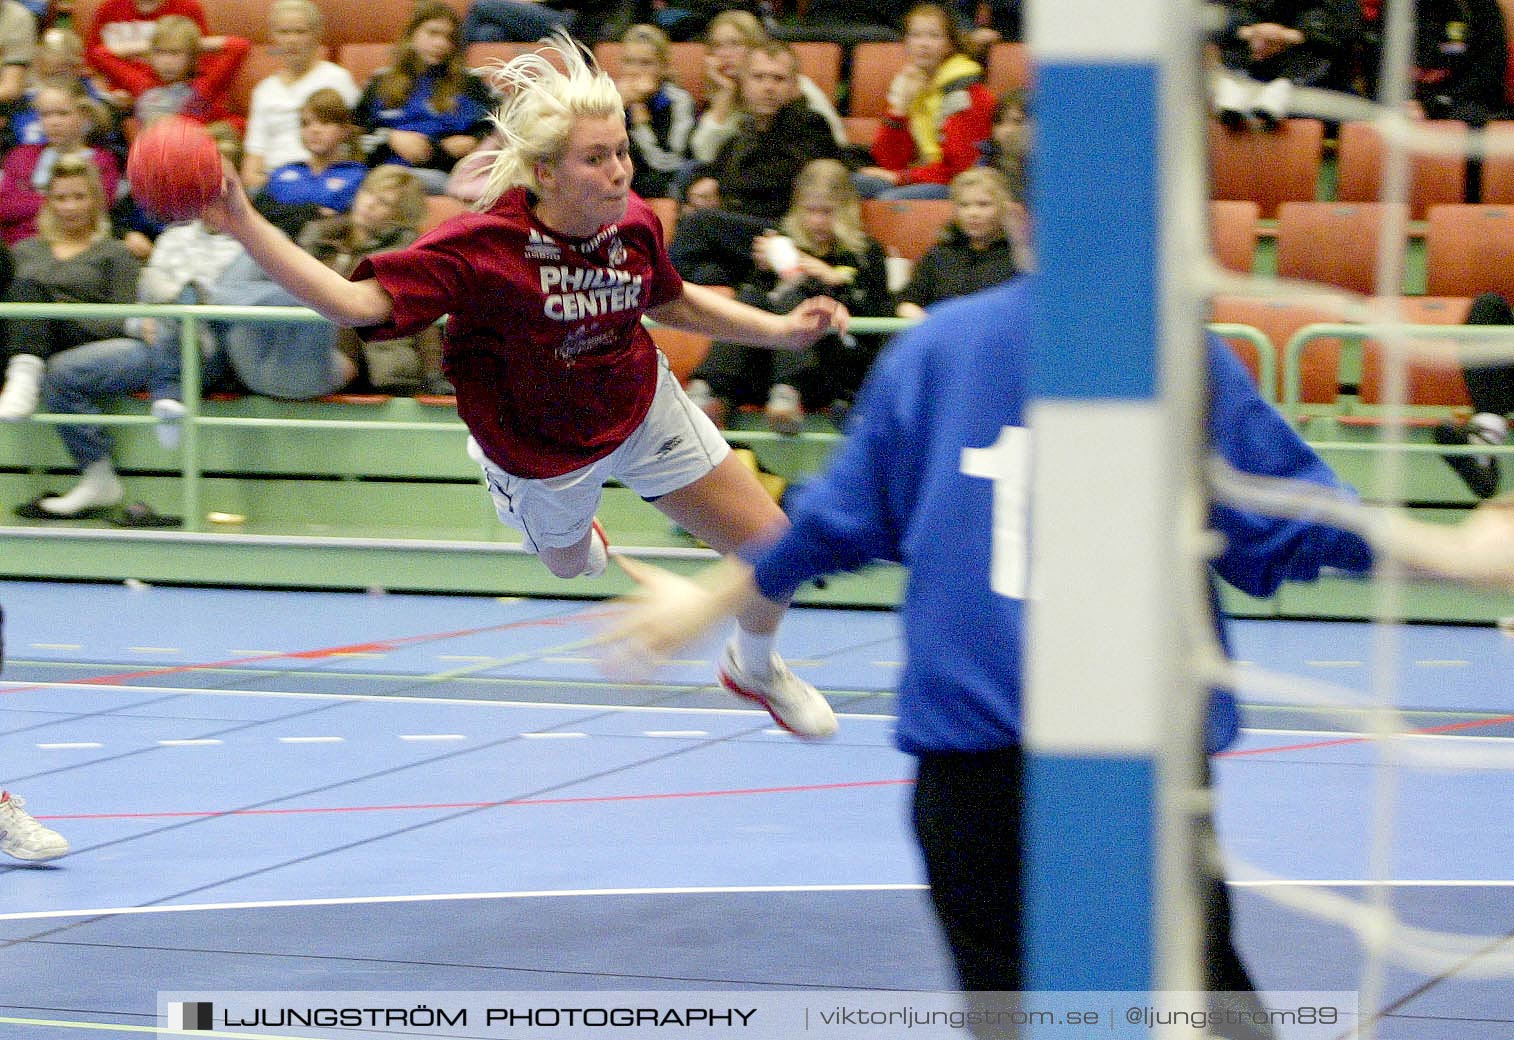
[0,791,69,862]
[151,398,186,450]
[718,643,837,739]
[765,383,803,435]
[1251,77,1292,129]
[0,353,44,421]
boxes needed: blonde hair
[268,0,323,34]
[706,9,765,47]
[780,158,866,257]
[621,23,671,82]
[35,27,84,77]
[358,165,426,230]
[949,166,1011,206]
[472,33,623,210]
[151,15,202,77]
[33,75,106,138]
[38,156,110,244]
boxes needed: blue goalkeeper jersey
[752,275,1374,755]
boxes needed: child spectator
[618,24,694,200]
[895,166,1020,320]
[355,1,493,195]
[0,76,121,246]
[253,87,366,237]
[203,167,430,400]
[85,0,249,104]
[686,158,892,432]
[0,158,139,433]
[132,15,248,130]
[241,0,360,195]
[856,3,996,200]
[9,28,121,150]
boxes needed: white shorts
[467,354,731,552]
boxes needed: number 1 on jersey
[960,426,1032,600]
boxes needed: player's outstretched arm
[598,554,770,678]
[648,281,848,352]
[1379,497,1514,590]
[202,161,394,329]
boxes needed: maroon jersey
[353,189,684,478]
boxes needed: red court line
[0,609,614,697]
[38,778,916,822]
[1218,710,1514,758]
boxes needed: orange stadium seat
[1274,201,1409,295]
[1425,204,1514,299]
[1209,200,1259,275]
[792,41,843,103]
[847,42,905,117]
[1475,121,1514,203]
[1210,294,1349,404]
[861,198,954,262]
[984,42,1032,95]
[1334,120,1468,219]
[1208,117,1324,219]
[1357,296,1475,408]
[336,42,392,88]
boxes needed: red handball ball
[126,116,224,222]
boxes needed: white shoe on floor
[0,353,44,421]
[0,791,69,862]
[718,642,837,739]
[151,398,186,449]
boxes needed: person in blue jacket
[602,272,1394,1038]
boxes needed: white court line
[6,879,1511,925]
[0,680,899,721]
[35,742,104,750]
[0,883,930,922]
[29,643,82,651]
[1242,727,1514,742]
[1415,659,1471,667]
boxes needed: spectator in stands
[85,0,249,106]
[684,173,720,210]
[297,166,446,395]
[1434,291,1514,498]
[1359,0,1508,126]
[0,0,36,113]
[977,86,1027,182]
[132,15,248,130]
[669,39,838,286]
[1212,0,1360,128]
[951,0,1022,54]
[460,0,573,45]
[854,3,995,201]
[618,24,694,200]
[9,28,122,151]
[0,158,139,442]
[686,157,892,432]
[768,0,910,48]
[0,76,121,247]
[895,166,1019,320]
[240,0,360,196]
[253,87,367,236]
[355,1,494,195]
[690,9,846,164]
[202,167,430,401]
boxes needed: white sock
[0,354,44,421]
[40,458,122,515]
[151,398,186,449]
[1469,412,1508,466]
[733,627,776,678]
[579,526,607,578]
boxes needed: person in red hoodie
[855,2,995,201]
[132,15,249,132]
[85,0,247,103]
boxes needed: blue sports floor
[2,579,1513,1038]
